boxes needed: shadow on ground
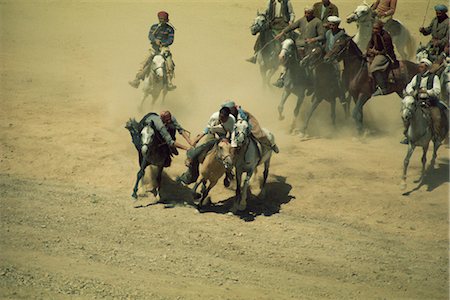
[198,175,295,222]
[403,158,449,196]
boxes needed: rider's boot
[371,72,388,97]
[129,78,141,89]
[246,55,257,64]
[167,76,177,91]
[273,72,285,88]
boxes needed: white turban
[327,16,341,24]
[304,6,313,12]
[419,58,432,67]
[221,100,236,108]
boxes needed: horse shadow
[198,175,295,222]
[133,172,197,209]
[402,158,450,196]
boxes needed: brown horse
[324,34,418,135]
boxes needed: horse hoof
[297,131,306,139]
[278,115,285,121]
[132,193,138,199]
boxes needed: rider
[177,106,236,186]
[419,4,449,61]
[140,111,192,152]
[401,58,444,144]
[274,6,325,89]
[366,20,399,97]
[312,0,339,26]
[246,0,295,64]
[371,0,397,24]
[222,100,280,153]
[324,16,347,102]
[129,11,176,90]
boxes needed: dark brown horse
[324,34,418,134]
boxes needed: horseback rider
[312,0,339,27]
[323,16,346,102]
[274,6,324,89]
[419,5,449,62]
[129,11,176,90]
[401,58,445,144]
[177,106,236,186]
[366,20,399,97]
[246,0,295,64]
[222,101,280,153]
[140,111,192,152]
[371,0,397,24]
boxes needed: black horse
[125,113,173,200]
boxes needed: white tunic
[204,112,236,137]
[405,71,441,98]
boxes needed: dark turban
[157,11,169,20]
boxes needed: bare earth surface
[0,0,448,299]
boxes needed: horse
[125,114,173,200]
[324,34,418,135]
[298,45,350,137]
[400,96,449,189]
[139,49,172,110]
[277,38,310,132]
[231,119,274,212]
[250,12,282,86]
[346,3,416,60]
[193,139,234,208]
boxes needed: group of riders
[246,0,448,144]
[127,1,449,198]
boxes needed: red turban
[157,11,169,21]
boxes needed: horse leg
[239,171,253,211]
[352,94,370,136]
[192,177,204,200]
[331,98,337,127]
[291,91,305,133]
[132,158,147,199]
[278,89,290,121]
[301,96,321,136]
[199,179,217,208]
[140,93,149,112]
[430,139,441,168]
[416,144,429,184]
[259,158,270,199]
[400,144,415,190]
[232,169,243,213]
[154,166,163,201]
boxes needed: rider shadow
[199,175,295,222]
[402,158,450,196]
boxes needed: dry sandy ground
[0,0,448,299]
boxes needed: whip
[421,0,432,27]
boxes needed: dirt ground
[0,0,448,299]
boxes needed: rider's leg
[248,115,279,153]
[129,49,155,88]
[165,55,176,90]
[246,35,262,64]
[273,65,286,88]
[371,71,388,96]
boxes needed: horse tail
[405,27,417,60]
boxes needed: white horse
[140,51,170,110]
[346,3,416,60]
[231,119,275,212]
[400,96,448,190]
[250,12,282,86]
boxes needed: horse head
[401,95,416,122]
[217,139,234,171]
[232,119,250,148]
[250,12,267,35]
[301,45,324,67]
[346,3,372,24]
[140,125,155,156]
[279,38,295,63]
[125,118,142,150]
[151,54,166,80]
[324,34,353,63]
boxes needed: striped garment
[148,23,175,50]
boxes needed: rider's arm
[371,0,380,10]
[420,19,434,36]
[282,19,300,35]
[153,117,176,146]
[384,0,397,16]
[287,0,295,23]
[173,140,190,151]
[405,76,417,95]
[428,75,441,97]
[161,25,175,47]
[172,116,193,146]
[148,24,158,43]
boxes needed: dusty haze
[1,0,448,299]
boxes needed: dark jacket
[367,29,399,68]
[313,2,339,23]
[148,23,175,51]
[267,0,294,23]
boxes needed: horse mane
[125,118,142,149]
[347,36,364,59]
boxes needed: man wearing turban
[420,5,449,58]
